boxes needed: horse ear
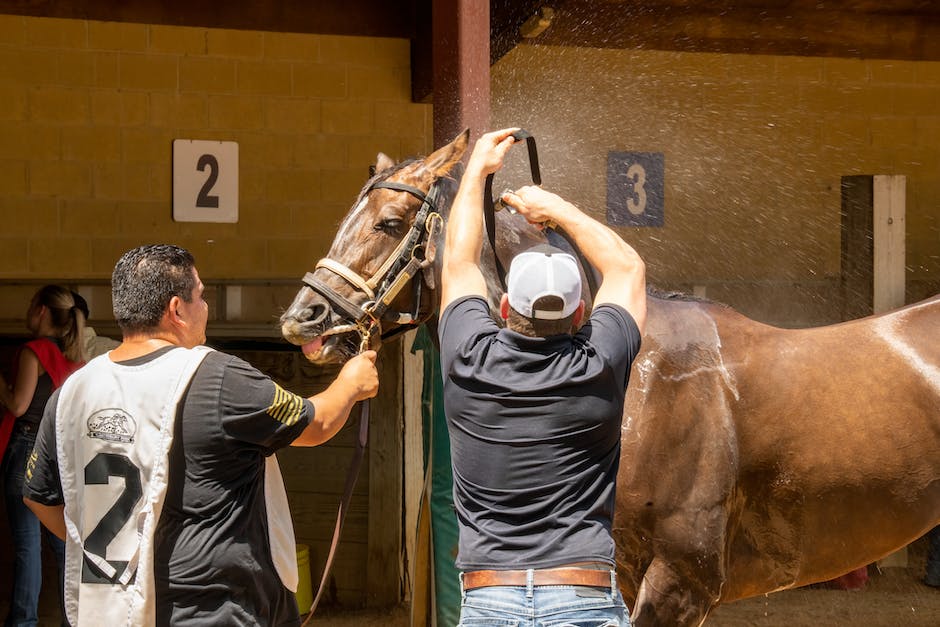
[375,152,396,174]
[424,128,469,178]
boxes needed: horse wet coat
[280,131,940,626]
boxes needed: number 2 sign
[173,139,239,223]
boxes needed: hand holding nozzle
[496,186,559,231]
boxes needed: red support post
[432,0,491,149]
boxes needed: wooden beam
[0,0,415,38]
[366,341,404,607]
[525,1,940,61]
[840,174,908,321]
[872,175,906,314]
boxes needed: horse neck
[433,188,516,312]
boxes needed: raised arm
[292,351,380,447]
[502,186,647,332]
[439,128,519,313]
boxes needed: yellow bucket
[295,544,313,614]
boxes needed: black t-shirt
[438,296,642,571]
[20,373,52,425]
[25,348,313,626]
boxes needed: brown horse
[280,131,940,626]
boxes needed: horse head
[280,130,469,364]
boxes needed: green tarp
[411,326,460,626]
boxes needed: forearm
[444,165,487,267]
[550,202,643,279]
[24,499,66,540]
[293,385,360,447]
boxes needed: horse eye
[375,218,403,233]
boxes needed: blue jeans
[3,428,66,627]
[458,570,630,627]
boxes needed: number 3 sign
[606,151,664,227]
[173,139,239,223]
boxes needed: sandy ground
[8,540,938,626]
[311,542,940,626]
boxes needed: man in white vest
[23,244,379,626]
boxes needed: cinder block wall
[0,14,431,285]
[0,12,429,609]
[492,46,940,326]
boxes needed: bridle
[301,178,445,352]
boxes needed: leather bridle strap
[302,272,367,323]
[303,180,440,332]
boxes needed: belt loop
[610,568,617,591]
[525,568,534,598]
[459,572,466,600]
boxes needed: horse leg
[630,556,721,627]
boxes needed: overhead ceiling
[3,0,937,61]
[491,0,940,62]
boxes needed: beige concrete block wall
[492,46,940,326]
[0,14,432,607]
[0,14,431,288]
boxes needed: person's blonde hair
[32,285,86,362]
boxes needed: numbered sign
[173,139,239,223]
[606,151,664,227]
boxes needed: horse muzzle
[280,297,374,365]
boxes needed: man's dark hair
[506,295,578,338]
[112,244,196,334]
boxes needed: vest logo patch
[87,409,137,443]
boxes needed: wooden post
[367,341,404,605]
[840,175,907,319]
[402,329,431,625]
[872,175,906,314]
[432,0,491,147]
[841,174,908,569]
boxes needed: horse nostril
[306,302,330,327]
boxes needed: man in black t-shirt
[23,244,379,626]
[438,129,646,625]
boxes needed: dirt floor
[312,571,940,626]
[7,539,938,625]
[312,539,940,626]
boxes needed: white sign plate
[173,139,239,223]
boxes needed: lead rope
[301,326,374,625]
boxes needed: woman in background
[0,285,85,627]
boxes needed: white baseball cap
[506,245,582,320]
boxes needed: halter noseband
[301,179,444,349]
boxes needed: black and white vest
[54,347,298,625]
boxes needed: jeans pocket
[458,619,521,627]
[540,620,623,627]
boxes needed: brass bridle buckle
[356,309,380,354]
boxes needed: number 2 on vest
[82,453,143,584]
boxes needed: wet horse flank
[280,132,940,626]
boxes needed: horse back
[614,293,940,604]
